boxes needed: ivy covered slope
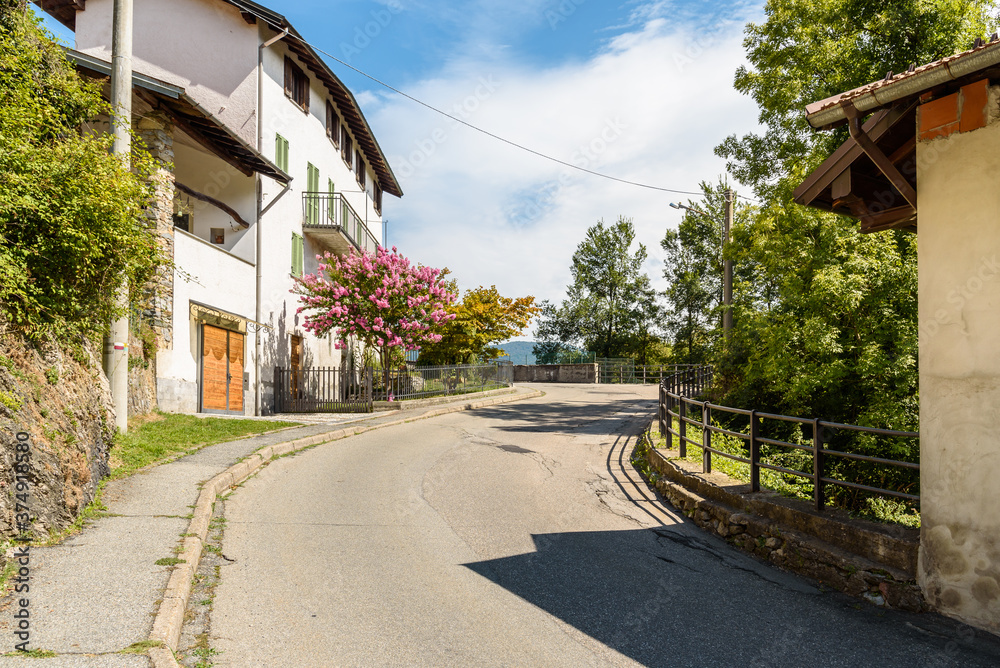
[0,2,162,542]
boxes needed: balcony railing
[302,192,379,255]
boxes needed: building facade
[41,0,403,415]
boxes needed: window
[291,233,304,276]
[356,150,365,188]
[210,228,225,245]
[373,183,383,215]
[284,56,309,112]
[305,163,320,225]
[326,101,339,146]
[275,134,289,173]
[341,125,352,167]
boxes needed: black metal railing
[377,362,513,401]
[273,366,373,413]
[656,367,919,511]
[302,192,379,254]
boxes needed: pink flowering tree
[293,245,456,393]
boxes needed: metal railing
[657,367,919,511]
[599,362,704,385]
[378,362,513,401]
[273,366,373,413]
[302,192,379,254]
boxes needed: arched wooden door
[201,324,244,414]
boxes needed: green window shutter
[327,178,336,222]
[306,163,319,225]
[275,134,289,173]
[291,233,304,276]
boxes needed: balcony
[301,192,379,256]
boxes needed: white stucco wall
[255,25,385,400]
[173,141,256,262]
[916,114,1000,632]
[74,0,259,146]
[157,230,258,415]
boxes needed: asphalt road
[209,384,1000,667]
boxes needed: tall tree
[0,1,161,338]
[705,0,995,431]
[534,217,660,359]
[417,285,539,365]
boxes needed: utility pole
[107,0,133,433]
[723,188,733,341]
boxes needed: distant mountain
[496,341,537,365]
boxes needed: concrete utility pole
[107,0,133,433]
[723,188,733,341]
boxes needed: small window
[275,134,289,173]
[291,233,304,276]
[341,126,353,167]
[326,101,339,146]
[172,213,190,232]
[355,150,365,188]
[211,228,225,245]
[284,56,309,112]
[373,183,382,215]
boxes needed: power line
[237,4,705,197]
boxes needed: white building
[39,0,403,415]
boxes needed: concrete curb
[146,386,543,667]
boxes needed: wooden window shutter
[284,57,294,98]
[355,150,365,188]
[326,101,339,144]
[374,183,382,214]
[328,178,336,222]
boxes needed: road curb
[146,386,544,666]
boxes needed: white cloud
[369,4,763,335]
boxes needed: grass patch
[4,649,58,658]
[110,412,300,479]
[119,640,164,654]
[155,557,185,566]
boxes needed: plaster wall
[255,28,384,397]
[74,0,259,146]
[156,230,257,415]
[916,117,1000,632]
[172,141,256,262]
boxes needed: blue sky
[32,0,765,337]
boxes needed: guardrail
[657,367,919,511]
[598,361,704,384]
[379,362,513,401]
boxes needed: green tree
[417,285,539,365]
[534,217,661,359]
[0,1,161,338]
[707,0,994,434]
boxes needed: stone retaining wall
[643,428,926,612]
[513,363,597,383]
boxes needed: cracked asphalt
[206,384,1000,667]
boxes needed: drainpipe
[255,26,289,416]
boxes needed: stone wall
[513,364,598,383]
[0,313,114,548]
[137,112,176,353]
[643,430,925,612]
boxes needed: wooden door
[290,335,302,403]
[202,324,244,413]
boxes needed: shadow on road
[473,389,655,435]
[463,525,1000,668]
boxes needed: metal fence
[598,360,703,385]
[378,362,513,401]
[273,366,373,413]
[657,366,919,511]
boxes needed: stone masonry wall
[137,112,175,353]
